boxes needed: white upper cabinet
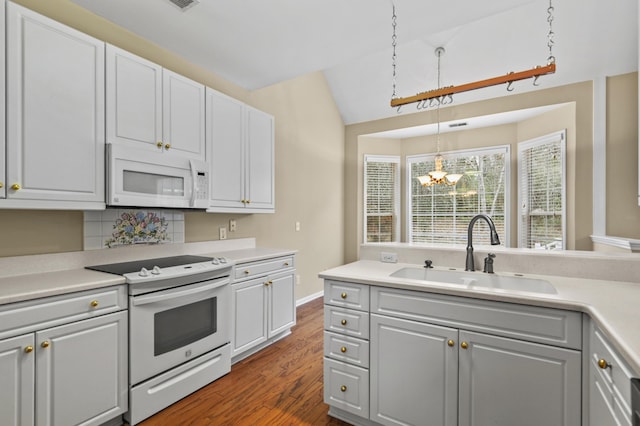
[4,2,105,208]
[106,45,205,160]
[0,1,5,200]
[206,90,245,209]
[206,88,275,213]
[246,106,275,211]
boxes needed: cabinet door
[458,330,581,426]
[231,277,267,357]
[106,44,162,150]
[268,271,296,337]
[589,367,619,426]
[0,334,34,426]
[206,88,246,209]
[370,314,458,426]
[246,106,275,211]
[6,3,105,205]
[0,0,5,199]
[162,69,205,159]
[35,311,127,426]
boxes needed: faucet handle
[483,253,496,274]
[424,260,434,269]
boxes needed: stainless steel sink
[389,267,557,294]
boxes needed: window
[364,155,400,242]
[518,130,566,250]
[407,146,509,245]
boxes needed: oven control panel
[125,257,231,284]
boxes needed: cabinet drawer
[234,256,294,280]
[0,286,127,339]
[590,323,634,417]
[324,331,369,368]
[324,306,369,340]
[324,357,369,418]
[324,280,369,311]
[371,286,582,349]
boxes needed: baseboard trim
[296,290,323,306]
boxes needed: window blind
[407,147,509,246]
[518,131,566,250]
[365,155,400,243]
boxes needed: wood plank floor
[138,297,351,426]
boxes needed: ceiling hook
[506,72,515,92]
[533,75,541,86]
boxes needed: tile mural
[83,209,185,250]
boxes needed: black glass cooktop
[86,255,214,276]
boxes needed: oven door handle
[131,279,229,306]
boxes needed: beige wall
[0,0,345,301]
[606,72,640,239]
[346,80,597,261]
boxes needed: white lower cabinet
[0,334,34,426]
[587,320,634,426]
[370,314,458,426]
[457,330,581,426]
[0,286,128,426]
[324,281,584,426]
[231,255,296,361]
[323,281,370,420]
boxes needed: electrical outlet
[219,227,227,240]
[229,219,237,232]
[381,252,398,263]
[296,275,301,286]
[295,221,301,232]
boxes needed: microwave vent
[167,0,199,11]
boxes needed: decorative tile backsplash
[84,209,185,250]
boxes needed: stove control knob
[212,258,219,265]
[219,257,227,263]
[139,267,149,277]
[151,266,161,275]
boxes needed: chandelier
[416,47,463,187]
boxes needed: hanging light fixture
[416,47,463,187]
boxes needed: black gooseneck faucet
[465,214,501,271]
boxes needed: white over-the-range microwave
[107,143,209,209]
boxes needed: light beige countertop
[0,242,296,306]
[0,269,125,305]
[319,259,640,376]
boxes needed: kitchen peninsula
[320,244,640,426]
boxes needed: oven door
[107,143,209,209]
[129,277,230,385]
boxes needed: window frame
[406,145,511,245]
[364,154,401,243]
[517,130,567,250]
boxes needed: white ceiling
[71,0,638,125]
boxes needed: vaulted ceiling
[71,0,638,125]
